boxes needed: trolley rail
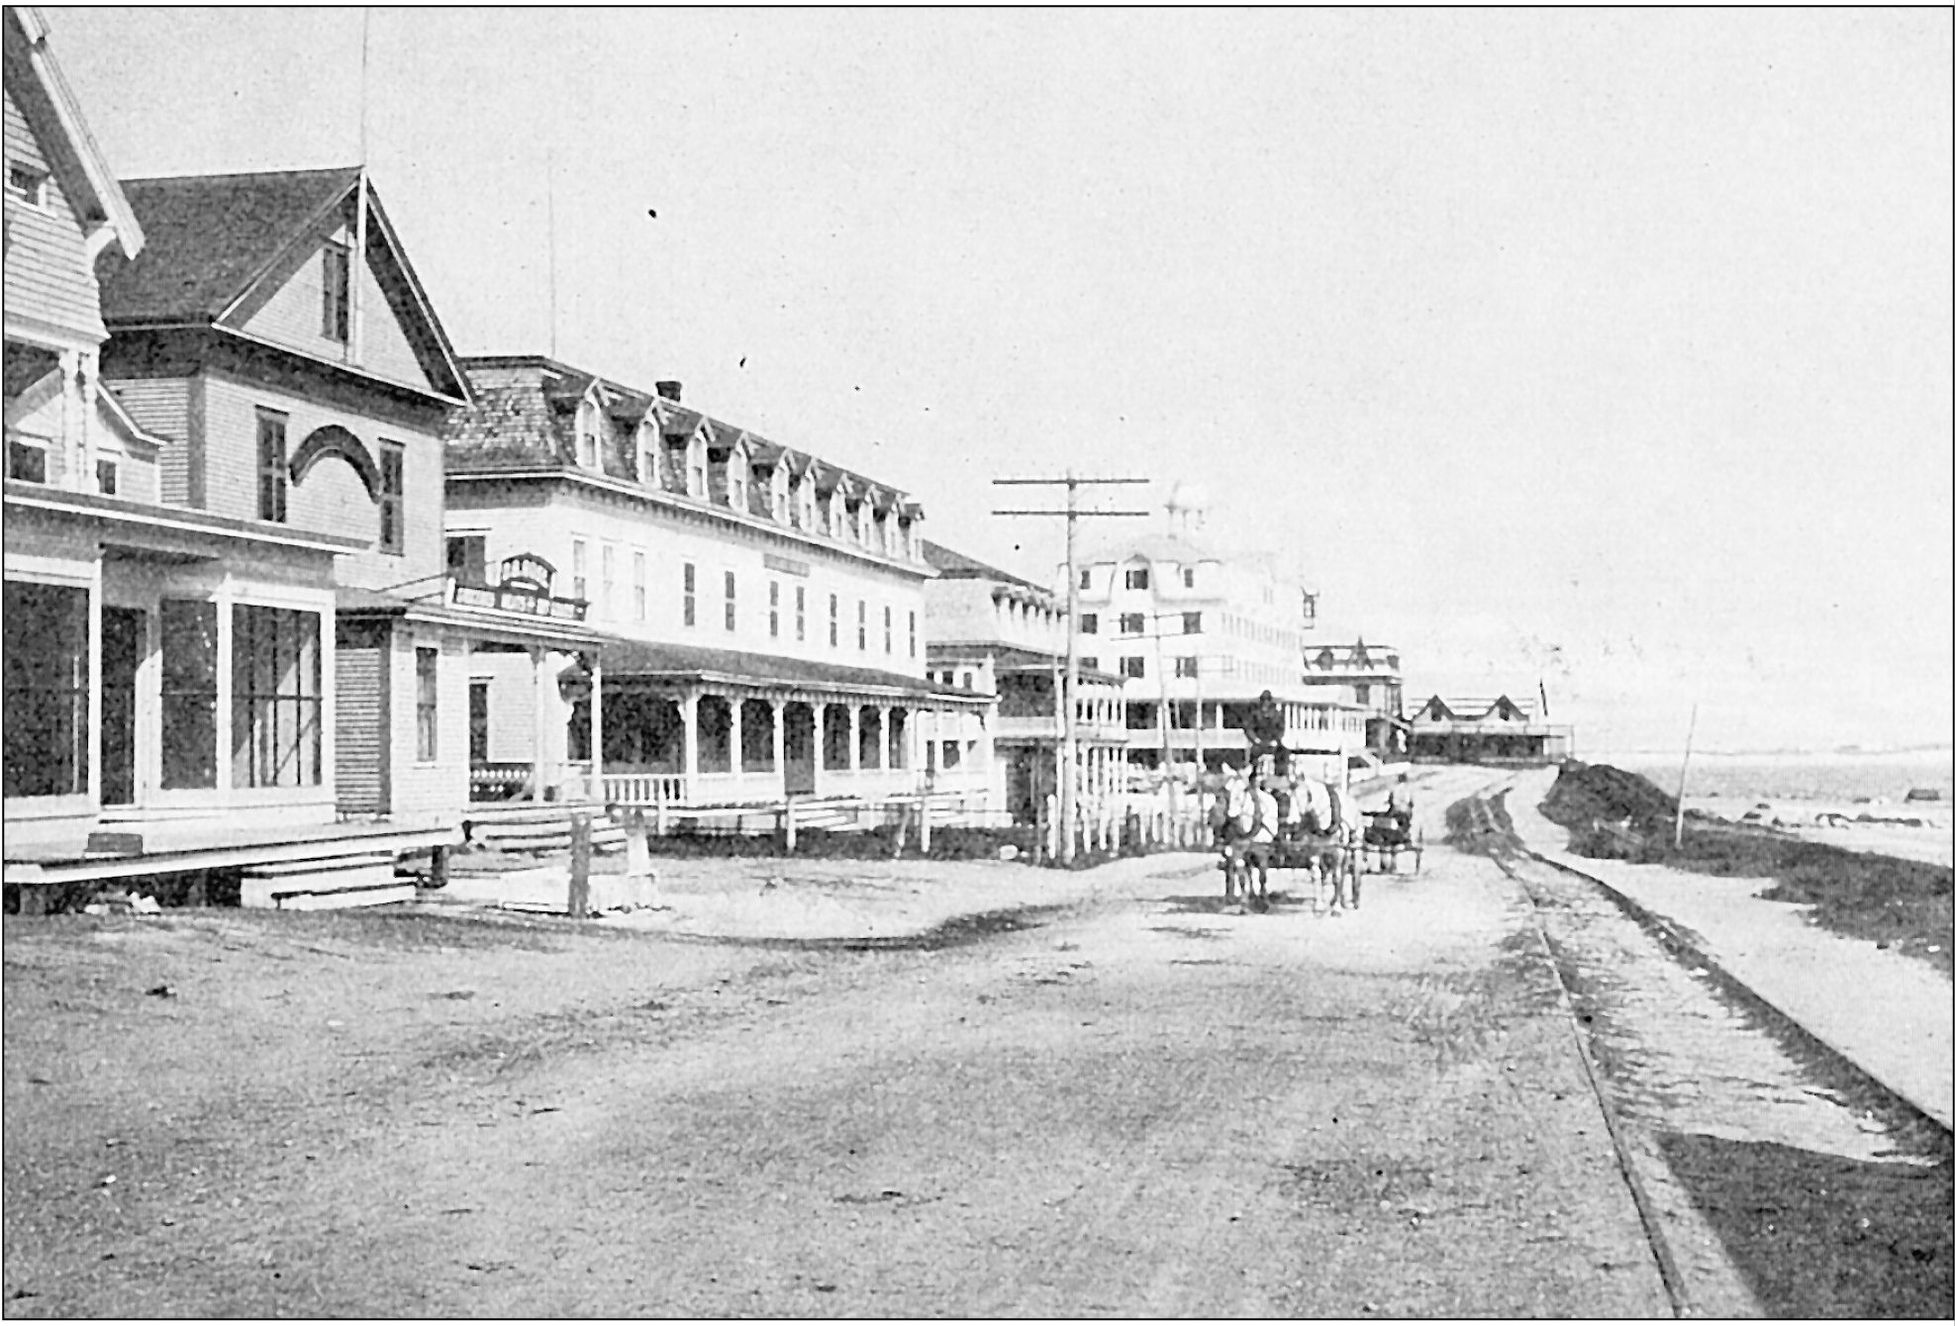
[1453,780,1952,1319]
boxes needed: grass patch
[1540,761,1951,975]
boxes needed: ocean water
[1599,751,1955,808]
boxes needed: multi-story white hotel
[1300,640,1409,762]
[1068,485,1364,780]
[443,357,989,809]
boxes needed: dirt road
[6,789,1682,1317]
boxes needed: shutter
[335,642,390,814]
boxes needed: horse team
[1209,754,1361,916]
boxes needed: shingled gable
[96,167,470,403]
[3,6,144,261]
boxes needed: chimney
[655,380,682,402]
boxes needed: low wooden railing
[469,762,534,803]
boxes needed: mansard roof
[444,356,922,519]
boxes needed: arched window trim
[288,424,382,500]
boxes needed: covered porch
[550,641,991,811]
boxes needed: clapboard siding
[3,88,106,342]
[239,224,437,396]
[334,638,389,814]
[103,377,190,501]
[198,370,447,590]
[385,628,471,818]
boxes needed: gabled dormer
[661,414,708,500]
[796,458,822,532]
[751,442,793,524]
[571,385,603,471]
[896,498,923,562]
[632,409,663,490]
[821,471,851,539]
[705,421,749,511]
[1414,696,1455,723]
[854,482,881,549]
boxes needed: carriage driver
[1244,689,1289,777]
[1240,768,1281,893]
[1386,773,1416,834]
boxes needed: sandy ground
[1505,766,1954,1130]
[4,769,1674,1317]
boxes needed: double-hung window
[633,551,647,621]
[6,435,48,484]
[321,242,350,342]
[796,586,807,642]
[378,441,404,553]
[256,410,288,522]
[857,600,867,651]
[769,581,781,638]
[415,647,440,762]
[683,563,697,626]
[724,571,737,631]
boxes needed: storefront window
[231,604,322,788]
[2,581,89,797]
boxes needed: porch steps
[240,854,414,911]
[460,807,627,856]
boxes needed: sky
[40,7,1954,754]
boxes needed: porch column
[529,645,549,801]
[728,693,744,775]
[589,652,603,804]
[811,700,826,783]
[771,697,786,788]
[847,705,860,770]
[680,691,699,788]
[876,704,891,773]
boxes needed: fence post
[919,790,932,855]
[654,779,668,837]
[783,794,798,853]
[568,811,592,919]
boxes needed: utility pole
[1673,703,1698,850]
[995,473,1149,865]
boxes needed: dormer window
[574,399,599,469]
[635,420,661,487]
[771,471,789,523]
[726,447,748,510]
[321,241,350,342]
[797,479,816,531]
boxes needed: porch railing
[469,762,534,802]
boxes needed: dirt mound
[1539,761,1678,850]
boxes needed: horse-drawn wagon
[1360,807,1424,874]
[1210,755,1362,915]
